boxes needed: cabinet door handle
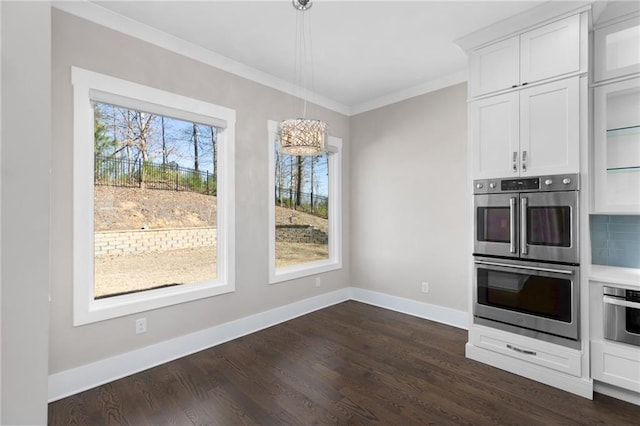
[512,151,518,173]
[507,344,537,356]
[521,150,527,173]
[511,84,518,88]
[522,82,528,86]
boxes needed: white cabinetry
[471,77,580,179]
[593,77,640,213]
[470,15,582,98]
[591,340,640,395]
[469,325,582,377]
[469,37,519,98]
[594,16,640,83]
[471,93,518,179]
[589,274,640,403]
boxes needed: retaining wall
[276,225,328,244]
[95,227,216,257]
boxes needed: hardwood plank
[49,301,640,425]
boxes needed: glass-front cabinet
[594,16,640,83]
[593,77,640,213]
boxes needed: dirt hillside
[94,186,327,232]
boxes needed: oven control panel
[473,173,580,194]
[501,178,539,191]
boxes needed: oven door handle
[474,260,574,276]
[509,197,517,254]
[520,196,528,255]
[603,295,640,310]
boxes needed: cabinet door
[594,16,640,83]
[519,77,579,176]
[593,77,640,213]
[520,15,581,85]
[471,92,519,179]
[591,340,640,393]
[469,37,519,98]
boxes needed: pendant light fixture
[278,0,327,156]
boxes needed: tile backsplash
[590,215,640,268]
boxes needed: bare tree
[192,122,199,171]
[210,126,217,179]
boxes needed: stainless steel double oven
[473,174,580,348]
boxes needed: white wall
[1,2,51,424]
[50,10,350,375]
[350,84,469,312]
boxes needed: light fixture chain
[279,0,327,157]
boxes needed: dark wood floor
[49,301,640,425]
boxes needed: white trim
[455,2,592,52]
[594,381,640,406]
[267,120,343,284]
[0,1,3,417]
[71,67,236,325]
[53,1,467,116]
[48,288,351,402]
[466,343,593,399]
[350,70,468,116]
[350,287,469,330]
[53,1,351,116]
[48,287,473,402]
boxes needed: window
[267,120,342,283]
[72,67,235,325]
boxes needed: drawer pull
[507,344,537,356]
[603,295,640,310]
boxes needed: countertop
[590,264,640,288]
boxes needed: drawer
[592,340,640,393]
[470,326,582,377]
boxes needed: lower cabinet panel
[592,340,640,393]
[470,325,582,377]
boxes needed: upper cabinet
[469,37,519,98]
[594,16,640,83]
[469,15,583,98]
[471,77,580,179]
[593,77,640,213]
[592,4,640,214]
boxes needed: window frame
[72,67,236,326]
[267,120,343,284]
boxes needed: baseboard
[594,381,640,406]
[350,287,469,330]
[49,287,470,402]
[48,287,351,402]
[466,343,593,399]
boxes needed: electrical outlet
[135,317,147,334]
[315,277,322,288]
[421,282,429,293]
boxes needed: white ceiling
[87,0,547,113]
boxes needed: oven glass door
[520,191,578,264]
[475,259,579,341]
[474,193,518,258]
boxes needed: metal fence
[95,155,216,195]
[275,186,328,218]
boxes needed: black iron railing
[95,155,216,195]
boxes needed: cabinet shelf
[607,125,640,136]
[607,166,640,172]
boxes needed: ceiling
[88,1,547,114]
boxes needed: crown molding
[455,1,593,52]
[52,0,352,116]
[350,70,468,116]
[53,1,471,117]
[592,0,640,29]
